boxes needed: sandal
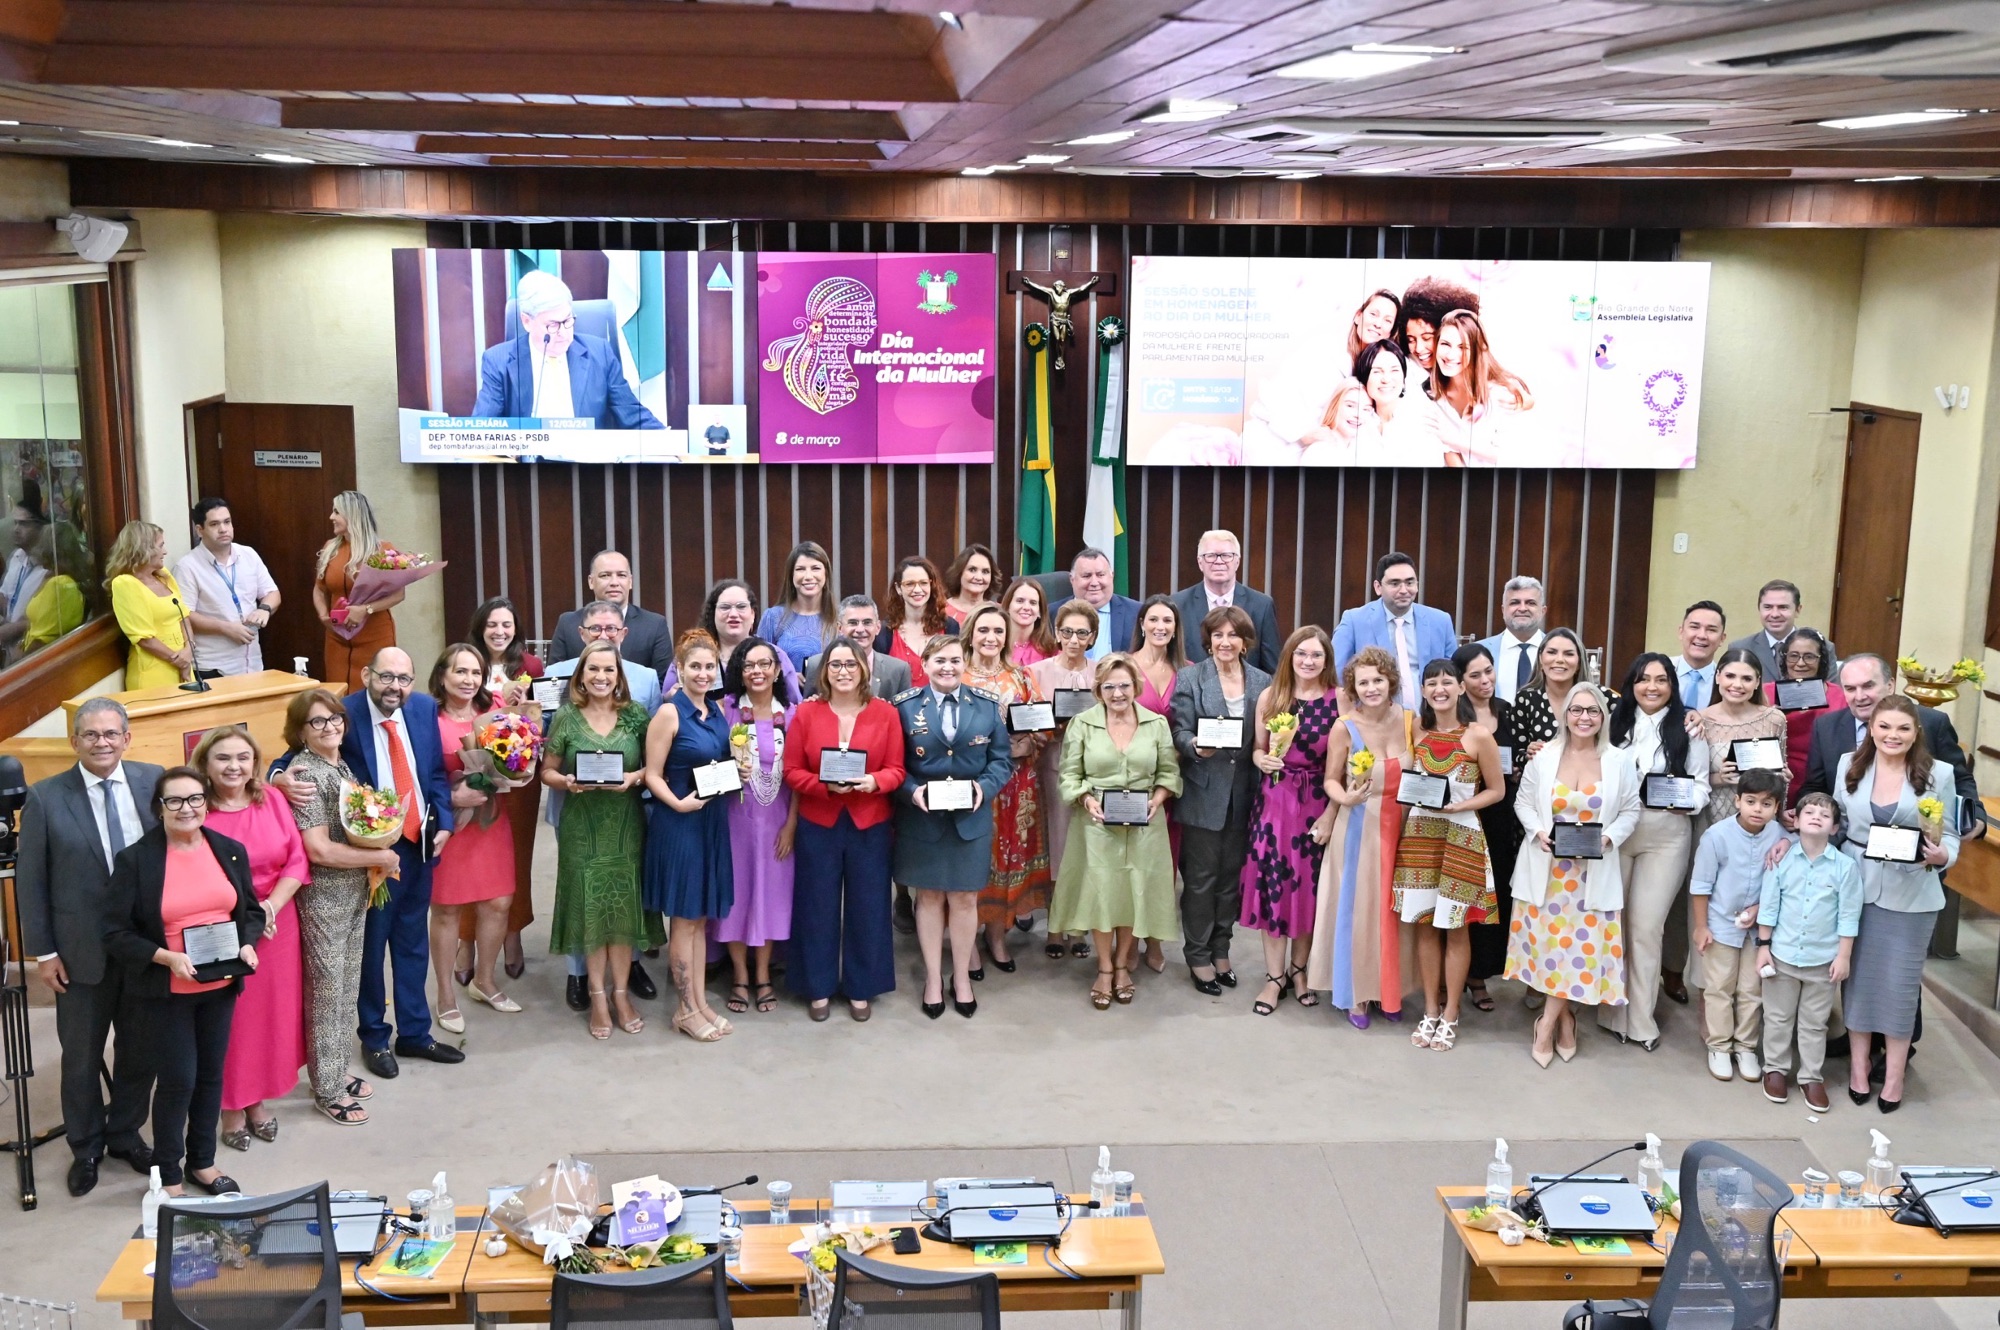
[754,983,777,1013]
[344,1076,373,1102]
[587,986,612,1040]
[1090,966,1114,1011]
[219,1125,252,1152]
[1431,1017,1458,1051]
[1412,1014,1438,1049]
[467,982,522,1014]
[1465,981,1495,1013]
[1070,939,1092,959]
[248,1113,278,1143]
[1288,964,1318,1007]
[614,987,644,1035]
[1045,942,1067,960]
[1254,972,1288,1016]
[726,983,751,1014]
[1113,966,1136,1005]
[316,1098,368,1126]
[675,1009,725,1043]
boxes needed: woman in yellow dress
[106,519,191,689]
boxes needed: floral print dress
[1505,780,1626,1006]
[1237,693,1337,937]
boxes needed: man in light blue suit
[1331,551,1457,710]
[1476,575,1547,704]
[1051,548,1139,662]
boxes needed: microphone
[171,594,210,693]
[680,1174,758,1197]
[1515,1142,1648,1226]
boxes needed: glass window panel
[0,287,37,369]
[35,286,77,369]
[42,372,80,440]
[0,371,47,438]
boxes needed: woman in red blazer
[783,640,907,1021]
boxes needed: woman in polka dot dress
[1506,681,1644,1067]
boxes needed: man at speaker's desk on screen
[473,270,665,431]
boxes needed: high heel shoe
[587,986,612,1040]
[1531,1009,1558,1068]
[1091,967,1114,1011]
[922,984,947,1020]
[1190,972,1223,997]
[1287,963,1318,1008]
[613,986,643,1035]
[1253,972,1288,1017]
[1555,1011,1579,1063]
[954,996,978,1018]
[1848,1085,1874,1106]
[1113,966,1135,1005]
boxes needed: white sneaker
[1737,1051,1762,1081]
[1708,1050,1734,1081]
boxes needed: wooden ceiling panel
[284,100,909,139]
[418,136,889,161]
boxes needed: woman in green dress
[539,641,661,1041]
[1048,654,1183,1010]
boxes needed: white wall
[128,209,225,560]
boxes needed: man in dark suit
[805,595,912,697]
[548,548,673,677]
[1730,578,1833,683]
[16,698,159,1195]
[343,648,462,1079]
[1051,547,1139,662]
[1802,653,1980,816]
[1172,529,1281,674]
[471,270,664,431]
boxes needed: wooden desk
[1781,1195,2000,1296]
[70,670,332,770]
[1435,1187,1812,1330]
[465,1197,1162,1329]
[98,1206,486,1328]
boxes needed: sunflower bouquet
[457,711,544,827]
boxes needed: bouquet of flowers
[802,1223,891,1329]
[457,711,544,828]
[1917,795,1947,844]
[490,1155,601,1269]
[340,781,407,907]
[729,721,756,780]
[1265,711,1299,781]
[327,545,447,642]
[1347,748,1376,794]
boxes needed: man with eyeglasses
[338,648,461,1080]
[472,269,665,431]
[548,549,673,680]
[17,698,161,1195]
[1332,550,1458,711]
[1171,529,1280,673]
[804,595,912,698]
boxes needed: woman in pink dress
[427,643,519,1032]
[1130,595,1188,973]
[1000,576,1057,668]
[194,726,307,1152]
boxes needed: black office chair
[1562,1140,1793,1329]
[829,1249,1000,1329]
[152,1182,345,1330]
[550,1251,733,1329]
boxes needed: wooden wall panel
[437,221,1664,682]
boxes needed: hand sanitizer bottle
[1486,1138,1513,1209]
[428,1171,455,1243]
[1090,1147,1115,1216]
[1866,1131,1895,1207]
[1637,1134,1665,1200]
[142,1166,166,1239]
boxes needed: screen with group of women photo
[1124,256,1711,470]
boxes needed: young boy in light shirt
[1755,791,1861,1110]
[1691,767,1788,1084]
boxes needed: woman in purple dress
[1240,626,1340,1016]
[716,637,798,1014]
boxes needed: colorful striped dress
[1391,728,1496,929]
[1306,716,1406,1013]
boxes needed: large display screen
[393,248,997,465]
[1125,257,1710,469]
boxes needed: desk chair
[153,1182,352,1330]
[550,1252,733,1329]
[503,299,621,350]
[829,1250,1000,1330]
[1562,1140,1792,1330]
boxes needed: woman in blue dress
[644,629,737,1043]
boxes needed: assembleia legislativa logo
[917,269,959,314]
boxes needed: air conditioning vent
[1217,118,1702,147]
[1609,3,2000,76]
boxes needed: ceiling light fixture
[150,138,211,148]
[1348,166,1405,174]
[0,120,17,126]
[1271,43,1465,81]
[1275,170,1318,179]
[259,152,314,164]
[1819,109,1967,130]
[937,10,963,29]
[1063,130,1138,146]
[1584,134,1685,151]
[1466,161,1525,170]
[1135,99,1238,124]
[1019,153,1069,164]
[1856,174,1921,182]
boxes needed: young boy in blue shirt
[1755,791,1862,1110]
[1691,767,1788,1084]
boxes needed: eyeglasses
[77,729,127,743]
[826,661,860,671]
[304,715,346,732]
[1565,706,1603,718]
[714,601,753,614]
[1783,651,1821,664]
[536,316,577,333]
[1198,551,1238,563]
[581,623,624,638]
[1100,682,1134,694]
[368,671,415,687]
[1056,626,1094,640]
[160,793,207,812]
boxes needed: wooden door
[1830,402,1920,659]
[187,402,357,680]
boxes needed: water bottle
[1485,1138,1513,1209]
[1090,1147,1115,1216]
[142,1166,166,1239]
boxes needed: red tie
[381,718,421,842]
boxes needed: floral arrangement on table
[802,1224,892,1329]
[1347,747,1376,793]
[339,782,407,907]
[327,545,448,641]
[1265,711,1299,781]
[457,712,544,827]
[1896,655,1986,706]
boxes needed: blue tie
[1682,668,1704,710]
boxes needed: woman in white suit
[1506,683,1643,1067]
[1830,694,1959,1113]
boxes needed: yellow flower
[1917,796,1945,822]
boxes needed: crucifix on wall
[1008,267,1119,370]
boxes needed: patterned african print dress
[964,660,1053,926]
[1307,715,1406,1014]
[1238,693,1337,937]
[1504,780,1626,1006]
[1391,728,1496,929]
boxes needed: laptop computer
[668,1194,725,1243]
[1901,1168,2000,1236]
[939,1182,1065,1243]
[252,1198,388,1257]
[1527,1174,1656,1237]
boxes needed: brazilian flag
[1018,322,1056,575]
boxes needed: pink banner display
[757,252,997,464]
